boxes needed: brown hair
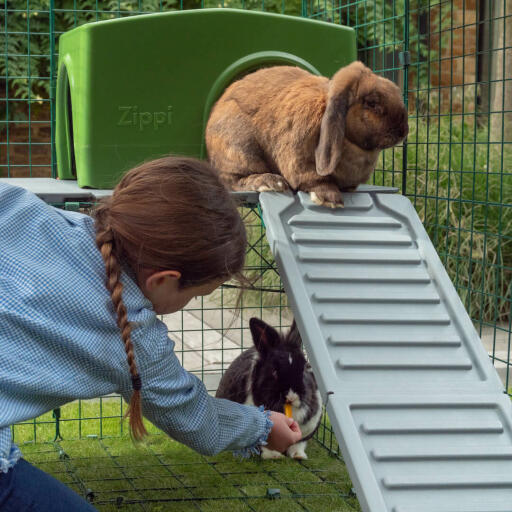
[93,156,247,440]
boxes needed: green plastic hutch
[56,8,356,189]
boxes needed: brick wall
[1,105,52,178]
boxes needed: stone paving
[161,293,291,392]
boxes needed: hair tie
[131,374,142,391]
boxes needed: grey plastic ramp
[259,190,512,512]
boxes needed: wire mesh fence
[304,0,512,393]
[2,1,512,509]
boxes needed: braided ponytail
[94,202,147,441]
[92,157,247,443]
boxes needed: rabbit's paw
[239,173,290,193]
[309,186,344,208]
[261,447,285,460]
[287,442,308,460]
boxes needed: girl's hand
[265,411,302,453]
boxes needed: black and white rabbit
[216,317,323,459]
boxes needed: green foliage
[220,0,302,15]
[306,0,413,50]
[1,0,302,114]
[1,1,52,103]
[305,0,451,92]
[1,1,176,114]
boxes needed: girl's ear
[315,61,367,176]
[145,270,181,292]
[249,317,281,354]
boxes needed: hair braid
[92,157,248,443]
[95,207,147,441]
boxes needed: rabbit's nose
[394,118,408,139]
[286,391,300,405]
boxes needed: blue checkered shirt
[0,182,271,472]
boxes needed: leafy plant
[305,0,451,97]
[1,0,301,115]
[1,0,182,119]
[1,1,52,102]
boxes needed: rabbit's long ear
[249,317,281,354]
[286,320,302,347]
[315,62,367,176]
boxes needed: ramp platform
[259,190,512,512]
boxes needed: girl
[0,156,301,511]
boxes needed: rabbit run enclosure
[2,0,512,511]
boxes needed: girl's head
[93,156,247,439]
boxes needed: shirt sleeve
[120,337,272,457]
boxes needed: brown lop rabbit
[206,61,408,207]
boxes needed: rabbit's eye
[364,97,380,111]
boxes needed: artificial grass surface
[20,435,360,512]
[13,399,358,511]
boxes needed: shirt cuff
[0,444,22,473]
[232,406,273,458]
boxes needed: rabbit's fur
[216,318,322,460]
[206,61,408,207]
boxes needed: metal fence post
[401,0,409,195]
[49,0,57,179]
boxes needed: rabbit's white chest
[292,389,323,438]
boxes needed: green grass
[375,114,512,325]
[14,402,358,512]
